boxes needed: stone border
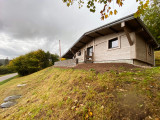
[54,59,78,67]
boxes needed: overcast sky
[0,0,139,59]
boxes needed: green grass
[0,66,160,119]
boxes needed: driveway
[0,73,18,82]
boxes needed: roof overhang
[62,14,159,59]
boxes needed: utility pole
[59,40,61,61]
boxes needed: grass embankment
[0,66,160,120]
[155,51,160,66]
[0,75,19,85]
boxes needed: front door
[86,46,93,62]
[87,46,93,57]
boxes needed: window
[87,47,93,56]
[108,38,118,49]
[77,51,81,56]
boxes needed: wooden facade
[62,14,158,67]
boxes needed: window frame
[107,37,120,50]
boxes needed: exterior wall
[76,32,136,63]
[94,59,133,64]
[133,59,152,67]
[135,34,154,66]
[54,59,77,67]
[75,31,155,66]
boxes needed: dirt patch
[55,63,140,73]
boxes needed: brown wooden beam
[123,26,134,46]
[121,22,133,46]
[70,49,76,58]
[95,32,105,36]
[135,28,144,33]
[147,39,154,44]
[69,49,75,55]
[79,41,86,44]
[73,46,81,49]
[109,27,118,33]
[85,35,94,39]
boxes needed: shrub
[0,65,14,75]
[8,49,59,76]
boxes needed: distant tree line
[0,58,13,75]
[0,58,10,66]
[8,49,59,76]
[142,1,160,44]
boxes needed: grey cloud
[0,0,138,59]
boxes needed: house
[54,14,159,67]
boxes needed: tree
[142,2,160,43]
[50,54,59,65]
[62,0,155,20]
[8,49,58,76]
[46,51,59,65]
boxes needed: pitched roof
[62,14,159,59]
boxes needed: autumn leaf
[109,11,113,15]
[114,9,118,15]
[105,14,109,18]
[116,0,121,4]
[85,114,89,119]
[101,16,104,20]
[120,2,123,6]
[88,111,93,117]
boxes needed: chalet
[55,14,159,67]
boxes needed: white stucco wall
[76,32,136,63]
[75,31,154,66]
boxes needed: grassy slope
[0,66,160,120]
[155,51,160,66]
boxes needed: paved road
[0,73,18,82]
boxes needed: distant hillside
[0,65,160,119]
[0,59,10,66]
[0,59,5,65]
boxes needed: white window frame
[107,37,121,50]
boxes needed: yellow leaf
[109,11,113,15]
[88,112,93,117]
[105,14,109,18]
[114,10,117,15]
[85,114,89,119]
[116,0,120,4]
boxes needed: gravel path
[0,73,18,82]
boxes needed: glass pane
[87,47,93,56]
[108,38,118,49]
[112,40,118,48]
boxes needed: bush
[0,65,14,75]
[8,49,59,76]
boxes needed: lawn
[0,66,160,119]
